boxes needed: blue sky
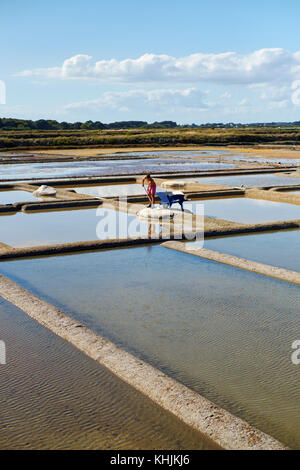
[1,0,300,124]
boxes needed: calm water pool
[103,150,232,159]
[219,154,300,165]
[0,297,208,449]
[0,190,37,205]
[184,197,300,223]
[0,207,164,247]
[0,159,235,181]
[1,246,299,448]
[70,183,162,198]
[189,173,300,187]
[200,230,300,272]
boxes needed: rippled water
[0,207,165,247]
[187,197,300,223]
[1,246,299,448]
[0,297,210,449]
[0,190,37,205]
[189,173,300,187]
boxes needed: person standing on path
[142,174,157,207]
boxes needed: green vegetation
[1,118,300,150]
[0,118,178,131]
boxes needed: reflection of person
[142,174,156,208]
[148,222,154,238]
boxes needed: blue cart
[156,191,187,211]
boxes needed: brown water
[0,297,212,450]
[1,247,299,448]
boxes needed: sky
[1,0,300,124]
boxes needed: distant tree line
[0,118,178,131]
[1,117,300,132]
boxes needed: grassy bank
[1,127,300,151]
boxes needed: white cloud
[17,48,300,86]
[268,100,289,109]
[64,87,208,113]
[221,92,231,99]
[260,85,290,101]
[291,80,300,105]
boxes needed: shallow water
[0,207,164,247]
[70,183,162,198]
[189,173,300,187]
[197,230,300,272]
[219,154,300,165]
[1,247,299,448]
[185,197,300,223]
[0,297,209,449]
[0,159,234,181]
[103,150,300,165]
[0,190,37,205]
[103,150,232,159]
